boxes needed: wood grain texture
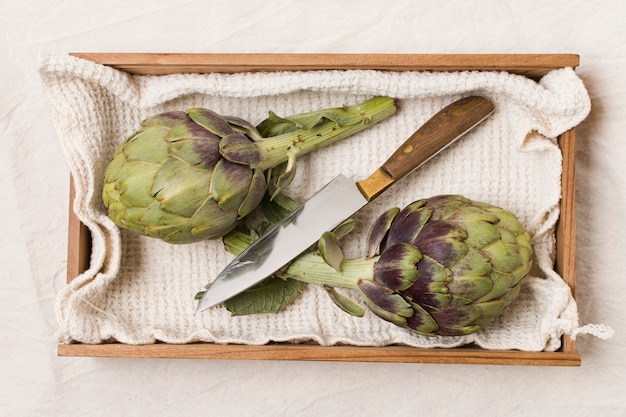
[63,53,580,365]
[69,53,579,78]
[379,96,495,181]
[357,96,495,200]
[556,129,577,355]
[58,343,581,366]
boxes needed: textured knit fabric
[40,54,591,351]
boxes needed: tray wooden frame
[61,53,580,366]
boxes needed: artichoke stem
[255,96,396,171]
[277,252,377,290]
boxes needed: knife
[196,96,495,312]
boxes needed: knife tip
[195,300,214,314]
[195,293,217,314]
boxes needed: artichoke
[102,97,396,243]
[223,195,533,337]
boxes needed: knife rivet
[403,144,413,153]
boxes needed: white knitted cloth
[40,54,592,351]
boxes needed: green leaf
[332,218,356,240]
[256,97,396,137]
[268,148,297,200]
[218,133,262,167]
[222,229,254,255]
[260,191,299,224]
[186,108,234,137]
[256,111,300,137]
[223,278,305,315]
[318,231,344,272]
[325,286,365,317]
[222,115,265,142]
[210,159,253,212]
[284,107,360,130]
[366,207,400,258]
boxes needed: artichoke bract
[102,97,396,243]
[275,195,534,337]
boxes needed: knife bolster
[356,169,394,201]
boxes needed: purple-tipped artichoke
[102,97,396,244]
[271,195,533,337]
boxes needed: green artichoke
[246,195,533,337]
[102,97,396,244]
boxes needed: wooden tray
[61,53,580,366]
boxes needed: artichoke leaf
[474,271,514,303]
[426,194,471,220]
[142,111,188,129]
[186,108,235,137]
[510,244,533,285]
[373,243,422,291]
[165,116,223,169]
[256,111,301,137]
[385,202,432,247]
[485,206,527,234]
[318,231,344,272]
[222,115,265,142]
[237,168,268,218]
[446,274,493,302]
[115,161,160,208]
[473,285,523,328]
[366,206,400,258]
[137,204,190,237]
[219,133,262,168]
[482,240,526,273]
[358,279,414,327]
[123,127,170,164]
[452,245,492,276]
[331,218,356,240]
[412,220,468,267]
[325,286,365,317]
[222,228,254,256]
[152,158,212,217]
[167,120,222,169]
[166,117,219,143]
[267,148,297,200]
[405,302,439,336]
[400,254,453,309]
[188,199,238,241]
[473,297,511,321]
[211,159,253,212]
[451,210,501,250]
[430,299,483,336]
[102,147,129,181]
[260,192,297,225]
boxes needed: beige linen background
[3,2,625,416]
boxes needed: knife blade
[196,96,495,312]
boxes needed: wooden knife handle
[356,96,494,201]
